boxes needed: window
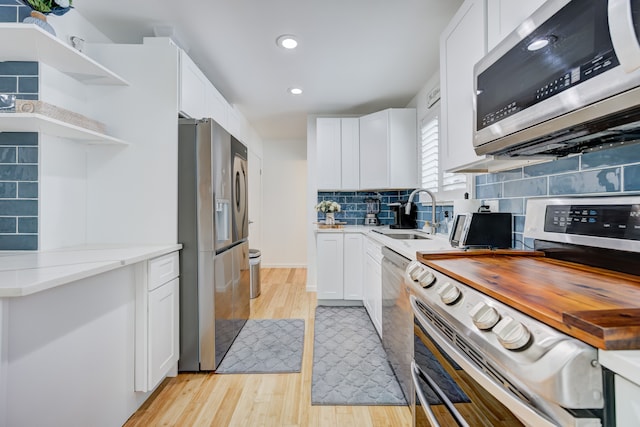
[420,109,469,202]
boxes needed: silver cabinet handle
[411,361,470,427]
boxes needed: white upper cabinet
[359,108,417,190]
[440,0,547,173]
[178,50,208,119]
[440,0,489,173]
[205,79,228,131]
[317,118,342,190]
[487,0,548,51]
[178,49,258,149]
[340,118,360,190]
[316,117,360,190]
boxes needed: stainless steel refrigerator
[177,118,250,371]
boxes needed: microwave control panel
[478,49,618,130]
[544,204,640,240]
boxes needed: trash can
[249,249,261,299]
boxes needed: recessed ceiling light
[288,87,303,95]
[276,35,298,49]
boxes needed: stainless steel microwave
[449,212,512,249]
[474,0,640,158]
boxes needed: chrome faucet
[406,189,439,234]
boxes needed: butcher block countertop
[416,250,640,350]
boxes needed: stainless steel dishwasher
[381,246,412,405]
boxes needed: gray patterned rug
[216,319,304,374]
[311,306,406,405]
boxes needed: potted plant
[21,0,74,36]
[315,200,341,225]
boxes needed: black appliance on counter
[449,211,512,249]
[389,202,417,229]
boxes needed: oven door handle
[411,360,470,427]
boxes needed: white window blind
[420,114,467,197]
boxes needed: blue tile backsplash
[0,0,30,23]
[317,190,454,234]
[0,3,41,249]
[0,132,39,250]
[476,143,640,249]
[0,61,39,100]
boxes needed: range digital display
[544,204,640,240]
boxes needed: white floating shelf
[0,23,129,86]
[0,113,127,145]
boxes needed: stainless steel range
[405,195,640,427]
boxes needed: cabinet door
[340,118,360,190]
[179,50,207,119]
[364,252,376,320]
[440,0,488,173]
[487,0,547,51]
[388,109,418,189]
[205,83,228,130]
[343,233,363,300]
[317,118,343,190]
[371,255,383,339]
[148,277,179,389]
[360,110,389,189]
[316,233,344,299]
[364,238,383,337]
[616,375,640,427]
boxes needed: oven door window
[413,317,525,426]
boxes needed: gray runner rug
[216,318,304,374]
[311,306,406,405]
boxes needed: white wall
[406,72,439,122]
[248,149,263,251]
[261,139,307,267]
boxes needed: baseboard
[317,299,364,307]
[261,263,307,268]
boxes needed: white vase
[325,212,335,225]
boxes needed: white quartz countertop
[0,244,182,297]
[315,225,458,260]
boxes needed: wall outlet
[485,200,499,212]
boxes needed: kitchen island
[0,244,181,427]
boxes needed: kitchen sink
[378,232,430,240]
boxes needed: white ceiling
[75,0,463,141]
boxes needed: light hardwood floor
[124,268,412,427]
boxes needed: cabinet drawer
[148,251,180,291]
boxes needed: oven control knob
[416,270,436,288]
[407,262,422,280]
[493,316,531,350]
[469,302,501,330]
[437,282,461,305]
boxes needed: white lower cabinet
[343,233,363,300]
[135,251,180,392]
[359,108,418,189]
[363,237,383,337]
[316,233,345,300]
[316,232,363,301]
[616,374,640,427]
[148,277,179,389]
